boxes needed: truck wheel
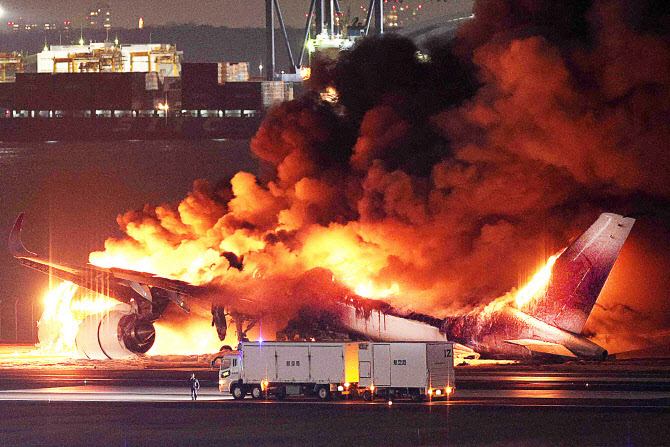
[317,386,331,401]
[362,390,373,402]
[231,384,246,400]
[251,385,263,400]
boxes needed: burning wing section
[9,213,270,358]
[8,213,195,358]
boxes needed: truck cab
[218,353,242,393]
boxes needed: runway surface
[0,361,669,445]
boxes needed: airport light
[157,102,169,125]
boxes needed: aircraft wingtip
[8,213,37,258]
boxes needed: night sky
[0,1,474,29]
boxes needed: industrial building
[24,43,182,77]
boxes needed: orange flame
[37,281,117,355]
[514,251,562,307]
[478,250,564,318]
[149,319,232,356]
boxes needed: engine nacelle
[75,305,156,359]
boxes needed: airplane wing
[8,213,192,312]
[504,339,577,358]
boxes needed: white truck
[356,341,455,402]
[218,341,455,401]
[218,341,358,400]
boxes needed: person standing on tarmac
[190,374,200,401]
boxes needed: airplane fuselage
[442,305,607,359]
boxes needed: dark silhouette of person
[190,374,200,401]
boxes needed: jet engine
[74,305,156,359]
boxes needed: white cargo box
[356,342,454,390]
[240,342,347,384]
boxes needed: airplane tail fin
[519,213,634,334]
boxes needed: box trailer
[218,341,455,401]
[356,342,454,401]
[219,342,358,400]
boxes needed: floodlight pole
[265,0,276,80]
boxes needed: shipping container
[0,82,16,110]
[14,73,54,110]
[52,73,96,110]
[181,63,219,89]
[217,81,263,110]
[218,62,249,83]
[90,73,135,110]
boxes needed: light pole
[157,101,169,126]
[14,299,19,341]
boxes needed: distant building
[5,18,73,33]
[24,43,182,77]
[87,4,112,29]
[6,17,39,32]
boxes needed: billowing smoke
[90,0,670,353]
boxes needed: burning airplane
[7,0,668,361]
[9,211,633,360]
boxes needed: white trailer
[356,341,454,401]
[218,342,358,400]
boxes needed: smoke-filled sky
[82,0,670,354]
[0,1,474,29]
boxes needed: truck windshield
[220,359,232,369]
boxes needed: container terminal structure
[0,59,296,141]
